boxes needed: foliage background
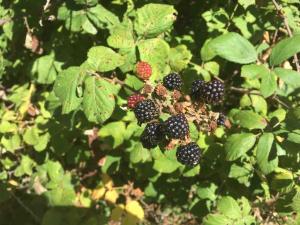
[1,0,300,224]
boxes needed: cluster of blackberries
[191,79,224,104]
[128,72,202,167]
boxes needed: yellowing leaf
[101,173,113,190]
[91,187,106,200]
[104,189,119,203]
[125,200,144,220]
[111,204,125,221]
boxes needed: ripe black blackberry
[190,79,205,100]
[163,73,183,91]
[176,142,201,167]
[203,79,224,104]
[140,122,163,149]
[134,99,159,125]
[217,113,226,126]
[164,114,189,139]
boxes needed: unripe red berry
[136,61,152,80]
[127,94,145,109]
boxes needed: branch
[272,0,300,72]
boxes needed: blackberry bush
[164,114,189,139]
[176,142,201,167]
[134,99,159,125]
[163,73,183,90]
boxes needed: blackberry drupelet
[190,79,205,100]
[164,113,189,139]
[176,142,201,167]
[140,122,163,149]
[203,79,224,104]
[134,99,159,125]
[163,73,183,91]
[127,94,145,109]
[217,113,226,126]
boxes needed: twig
[10,192,41,224]
[226,3,239,30]
[272,0,300,72]
[230,86,290,108]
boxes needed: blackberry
[134,99,159,125]
[203,79,224,104]
[176,142,201,167]
[164,114,189,139]
[190,79,205,100]
[127,94,145,109]
[140,122,163,149]
[217,113,226,126]
[163,73,182,91]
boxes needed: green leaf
[217,196,242,219]
[250,95,268,115]
[153,156,180,174]
[107,19,135,49]
[270,35,300,66]
[201,32,257,64]
[288,131,300,144]
[274,68,300,89]
[238,0,255,9]
[229,163,253,186]
[233,110,267,130]
[99,121,126,148]
[260,71,277,97]
[14,155,35,177]
[53,67,83,114]
[203,214,232,225]
[23,127,39,146]
[138,38,170,80]
[83,76,120,123]
[256,133,278,175]
[1,134,21,153]
[87,4,120,30]
[241,64,269,79]
[225,133,256,161]
[31,54,62,84]
[134,4,177,38]
[0,120,17,133]
[196,183,217,201]
[169,45,192,71]
[87,46,124,72]
[271,168,294,193]
[129,142,151,163]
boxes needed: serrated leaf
[54,67,84,114]
[107,19,135,49]
[238,0,255,9]
[169,45,192,71]
[229,163,253,186]
[138,38,170,80]
[201,32,257,64]
[83,76,119,123]
[233,110,267,130]
[1,134,21,153]
[196,183,217,201]
[270,35,300,66]
[87,46,124,72]
[14,155,35,177]
[87,4,120,30]
[217,196,242,219]
[134,4,177,38]
[256,133,278,175]
[153,156,180,174]
[225,133,256,161]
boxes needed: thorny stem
[10,192,41,224]
[272,0,300,72]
